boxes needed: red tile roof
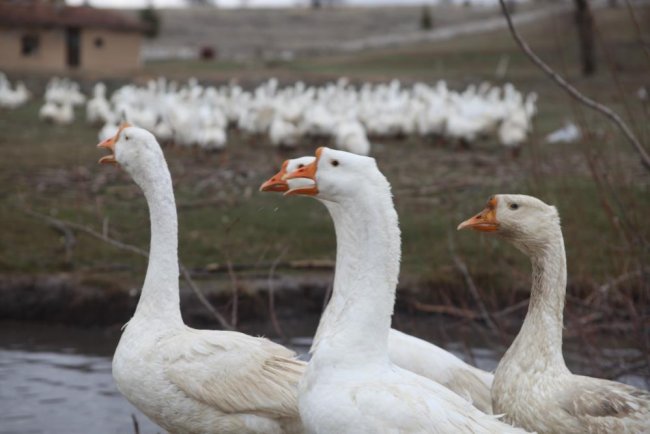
[0,3,145,33]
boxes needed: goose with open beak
[260,147,498,416]
[259,156,317,195]
[282,149,320,196]
[97,122,132,165]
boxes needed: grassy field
[1,5,649,336]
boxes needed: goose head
[259,156,316,193]
[97,123,165,187]
[283,147,385,203]
[457,194,560,253]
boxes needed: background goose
[99,124,305,434]
[86,82,112,126]
[458,194,650,433]
[282,148,528,433]
[0,73,30,109]
[261,157,493,414]
[39,101,74,125]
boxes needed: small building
[0,1,145,74]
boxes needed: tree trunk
[574,0,596,76]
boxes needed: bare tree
[311,0,344,8]
[575,0,596,76]
[185,0,216,6]
[497,0,650,170]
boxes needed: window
[94,37,104,48]
[21,34,39,56]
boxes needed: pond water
[0,320,647,434]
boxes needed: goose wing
[560,376,650,425]
[162,329,305,418]
[348,370,528,434]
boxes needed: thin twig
[267,246,288,341]
[42,215,76,263]
[131,414,140,434]
[598,267,650,295]
[24,209,234,331]
[497,0,650,170]
[447,231,500,334]
[491,298,529,318]
[409,299,479,320]
[226,259,239,329]
[623,0,650,65]
[193,259,334,275]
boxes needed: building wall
[0,27,66,72]
[81,29,141,73]
[0,26,141,74]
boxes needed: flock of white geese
[2,74,538,155]
[97,123,649,434]
[91,77,538,155]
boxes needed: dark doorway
[65,27,80,68]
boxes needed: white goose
[260,156,493,414]
[98,124,305,434]
[458,194,650,433]
[282,148,528,434]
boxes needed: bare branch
[408,299,479,320]
[598,267,650,295]
[447,231,500,333]
[225,259,239,329]
[193,259,334,275]
[131,414,140,434]
[24,209,234,331]
[267,246,288,341]
[39,214,76,263]
[623,0,650,64]
[498,0,650,170]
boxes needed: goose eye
[297,164,304,168]
[509,203,519,210]
[331,159,339,167]
[125,135,130,141]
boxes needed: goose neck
[506,227,567,368]
[313,190,400,364]
[133,164,182,325]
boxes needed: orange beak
[259,161,290,193]
[457,196,500,232]
[283,148,323,196]
[97,122,131,165]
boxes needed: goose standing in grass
[278,148,528,434]
[261,157,494,414]
[86,82,112,125]
[98,124,305,434]
[0,74,30,109]
[458,194,650,433]
[39,101,74,125]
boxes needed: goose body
[0,75,30,109]
[86,82,112,125]
[39,101,74,125]
[283,149,527,434]
[100,125,305,434]
[459,194,650,433]
[387,329,493,413]
[261,156,494,414]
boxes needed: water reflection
[1,321,647,434]
[0,322,160,434]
